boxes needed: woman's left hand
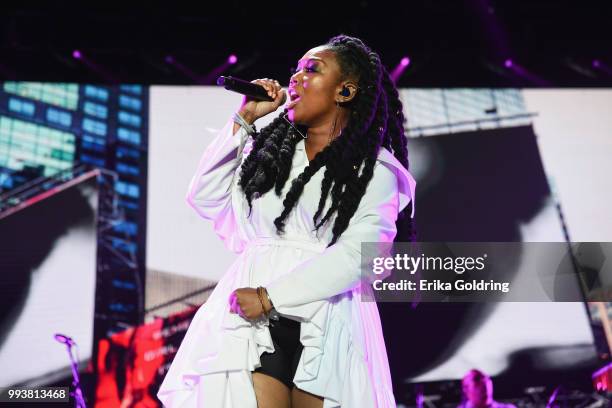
[229,288,268,320]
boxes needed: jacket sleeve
[265,161,408,309]
[186,118,252,252]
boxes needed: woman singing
[157,34,416,408]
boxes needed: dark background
[1,0,611,87]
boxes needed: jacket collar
[377,146,416,218]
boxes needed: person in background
[457,369,517,408]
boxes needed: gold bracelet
[263,287,274,308]
[256,287,268,317]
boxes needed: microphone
[54,333,76,346]
[217,76,277,102]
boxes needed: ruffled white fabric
[157,119,416,407]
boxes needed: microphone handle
[217,76,274,102]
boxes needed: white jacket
[157,118,416,407]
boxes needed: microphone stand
[58,337,87,408]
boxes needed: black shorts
[253,316,303,389]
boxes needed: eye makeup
[291,57,324,74]
[290,64,318,74]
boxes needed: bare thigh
[291,385,324,408]
[252,371,291,408]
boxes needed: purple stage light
[390,56,411,83]
[165,55,174,64]
[504,58,513,68]
[228,54,238,64]
[593,59,601,68]
[72,50,82,59]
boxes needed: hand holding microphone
[217,76,287,124]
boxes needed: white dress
[157,118,416,408]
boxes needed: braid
[274,145,332,233]
[381,66,409,169]
[321,36,390,247]
[275,126,303,195]
[328,68,389,246]
[312,167,333,226]
[314,174,343,229]
[238,115,299,217]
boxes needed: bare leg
[252,372,291,408]
[291,385,324,408]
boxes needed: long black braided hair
[237,34,416,248]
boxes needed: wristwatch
[263,288,279,321]
[268,306,280,321]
